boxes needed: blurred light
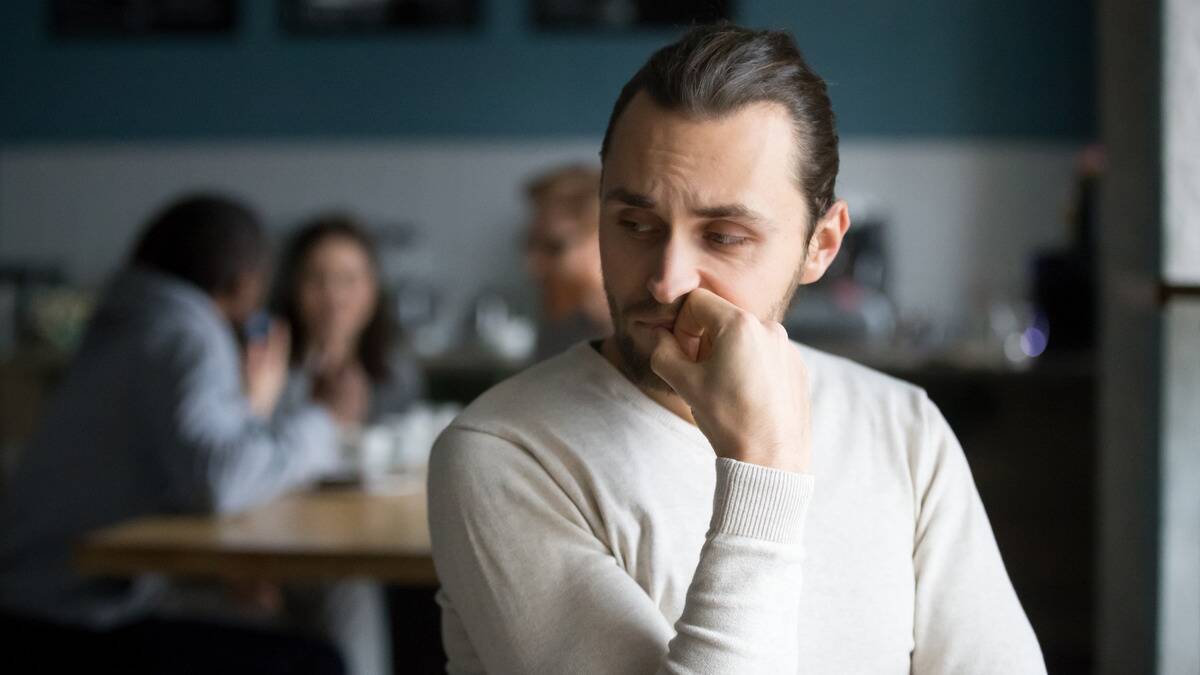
[1019,316,1050,358]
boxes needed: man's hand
[650,288,811,473]
[244,320,291,419]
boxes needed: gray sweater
[0,268,338,628]
[429,343,1045,674]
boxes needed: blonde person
[523,164,612,358]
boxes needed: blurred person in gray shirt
[0,194,353,674]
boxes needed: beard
[606,290,679,393]
[604,271,802,395]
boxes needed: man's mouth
[633,317,677,332]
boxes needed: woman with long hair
[271,213,426,675]
[273,213,423,426]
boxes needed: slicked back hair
[600,23,839,235]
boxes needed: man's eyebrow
[603,187,656,209]
[693,203,778,233]
[603,187,778,232]
[693,203,768,224]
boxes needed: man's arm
[910,394,1047,674]
[148,318,339,514]
[429,426,813,675]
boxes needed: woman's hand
[312,360,371,428]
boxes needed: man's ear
[798,199,851,285]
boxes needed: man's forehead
[611,94,791,154]
[601,94,805,220]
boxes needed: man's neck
[599,336,696,425]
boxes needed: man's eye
[706,232,748,247]
[620,220,656,236]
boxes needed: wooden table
[76,480,436,585]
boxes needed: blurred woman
[274,214,423,427]
[272,214,426,675]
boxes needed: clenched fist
[649,288,812,474]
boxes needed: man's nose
[646,237,700,305]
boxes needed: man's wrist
[722,437,808,473]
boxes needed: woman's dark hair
[273,213,395,383]
[131,193,266,295]
[600,23,839,236]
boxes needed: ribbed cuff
[709,458,814,545]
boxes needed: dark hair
[600,23,839,233]
[272,213,395,383]
[131,193,266,295]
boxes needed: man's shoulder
[431,343,618,493]
[798,345,961,485]
[797,343,934,427]
[450,343,609,439]
[798,344,923,396]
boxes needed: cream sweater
[428,342,1045,674]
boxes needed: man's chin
[613,331,676,394]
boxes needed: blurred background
[0,2,1196,675]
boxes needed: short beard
[604,270,803,395]
[607,290,677,393]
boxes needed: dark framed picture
[281,0,480,33]
[50,0,238,37]
[533,0,733,30]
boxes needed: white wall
[1158,0,1200,672]
[1164,0,1200,286]
[0,138,1080,328]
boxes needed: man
[429,24,1046,674]
[523,163,612,359]
[0,195,355,673]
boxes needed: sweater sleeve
[909,394,1047,674]
[428,426,814,675]
[149,317,340,515]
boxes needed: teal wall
[0,1,1095,142]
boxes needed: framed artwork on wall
[281,0,480,33]
[532,0,732,30]
[50,0,237,37]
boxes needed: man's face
[599,93,813,391]
[525,203,602,321]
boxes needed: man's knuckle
[649,346,669,371]
[729,309,754,331]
